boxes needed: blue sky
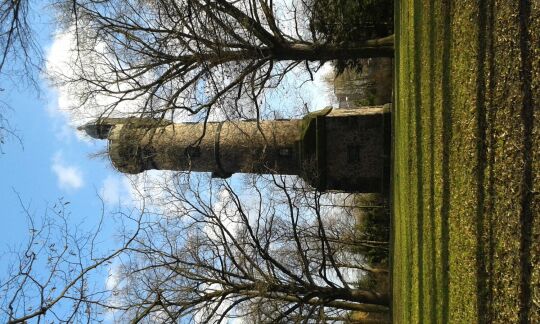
[0,6,132,272]
[0,85,120,246]
[0,10,139,320]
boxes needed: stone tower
[80,105,390,192]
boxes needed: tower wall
[107,120,302,176]
[324,107,389,192]
[297,106,390,193]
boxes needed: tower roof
[77,117,173,139]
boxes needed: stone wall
[324,106,389,192]
[107,120,302,176]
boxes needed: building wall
[324,108,387,192]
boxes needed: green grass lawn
[392,0,539,322]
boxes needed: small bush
[351,194,390,265]
[312,0,393,42]
[310,0,394,72]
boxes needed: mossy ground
[392,0,539,322]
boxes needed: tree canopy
[51,0,393,122]
[0,0,42,149]
[1,176,390,323]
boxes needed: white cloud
[99,175,121,205]
[310,62,337,109]
[203,188,243,241]
[45,28,152,125]
[44,32,94,142]
[45,31,78,115]
[104,262,124,322]
[99,174,134,206]
[51,152,84,190]
[105,263,122,292]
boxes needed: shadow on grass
[440,0,452,323]
[485,0,496,318]
[413,0,424,323]
[476,0,534,322]
[428,0,437,322]
[474,0,490,321]
[517,0,534,322]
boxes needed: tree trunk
[277,35,395,60]
[257,283,390,306]
[315,287,389,306]
[176,35,394,65]
[242,291,390,313]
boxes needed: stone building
[79,105,390,193]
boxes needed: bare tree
[2,175,389,323]
[51,0,393,122]
[0,0,43,149]
[100,174,389,323]
[0,0,41,80]
[0,196,144,324]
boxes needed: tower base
[298,105,391,193]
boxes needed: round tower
[80,105,390,192]
[82,118,302,178]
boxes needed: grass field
[392,0,539,322]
